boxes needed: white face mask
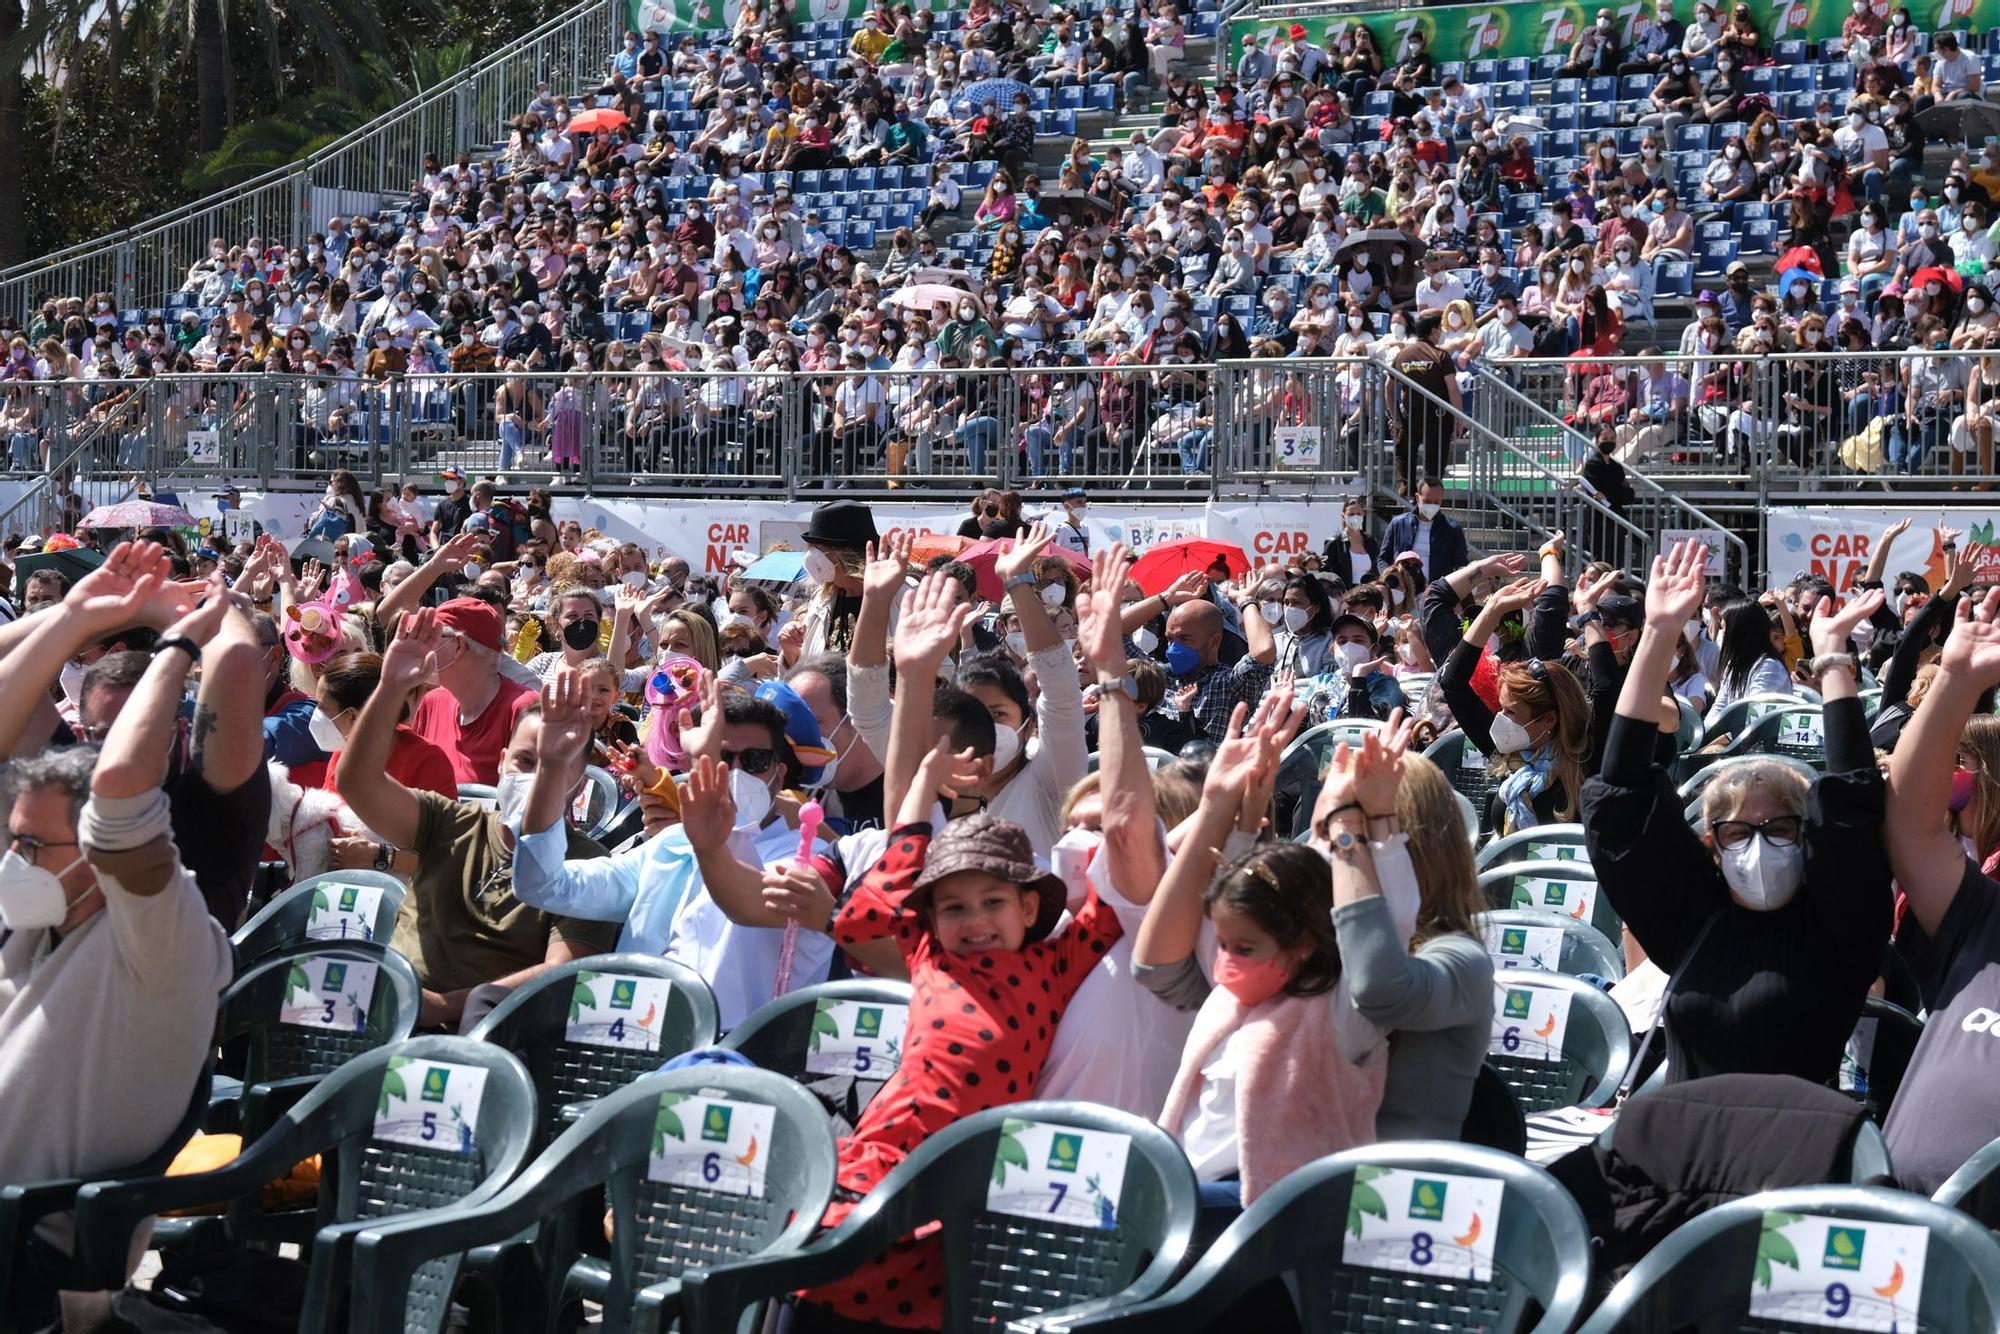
[1259,599,1284,626]
[729,764,774,829]
[1718,832,1805,910]
[1284,606,1317,635]
[1417,500,1441,519]
[801,546,838,585]
[1345,512,1364,530]
[1005,630,1029,659]
[989,719,1024,772]
[1038,583,1066,609]
[0,847,89,933]
[308,707,347,753]
[59,660,86,703]
[1133,626,1159,654]
[1487,711,1538,755]
[497,770,534,830]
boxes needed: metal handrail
[0,0,624,320]
[1470,363,1752,583]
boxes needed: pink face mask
[1952,767,1977,813]
[1213,949,1293,1008]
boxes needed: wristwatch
[1096,673,1140,704]
[1573,611,1602,627]
[1004,573,1036,592]
[373,844,397,872]
[154,634,201,663]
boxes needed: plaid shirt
[1172,657,1274,744]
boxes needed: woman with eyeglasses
[1585,542,1891,1085]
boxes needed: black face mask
[562,618,602,650]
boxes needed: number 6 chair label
[646,1094,776,1198]
[373,1058,488,1155]
[986,1119,1130,1231]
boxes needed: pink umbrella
[77,500,197,530]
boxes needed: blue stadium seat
[1363,90,1393,115]
[1673,122,1707,153]
[1055,86,1082,109]
[1741,219,1777,254]
[1735,200,1774,222]
[1499,57,1531,81]
[1551,78,1582,102]
[1085,84,1114,110]
[1534,54,1565,78]
[1619,74,1653,100]
[1585,75,1615,103]
[1547,104,1579,131]
[1471,59,1500,82]
[1504,192,1541,226]
[1696,239,1737,279]
[1773,38,1806,63]
[1741,66,1776,94]
[1779,67,1812,94]
[1654,259,1693,299]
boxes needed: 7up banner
[632,0,953,34]
[1228,0,1994,75]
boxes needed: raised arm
[1888,588,2000,935]
[683,754,835,931]
[93,582,232,803]
[1080,543,1164,903]
[883,571,976,824]
[1615,540,1707,727]
[1861,518,1910,588]
[1132,701,1256,970]
[374,531,481,626]
[994,522,1062,655]
[189,598,268,794]
[848,530,914,671]
[336,608,438,851]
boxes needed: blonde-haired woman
[1312,713,1495,1141]
[1585,541,1890,1086]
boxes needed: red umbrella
[567,108,629,135]
[957,538,1088,602]
[908,532,970,566]
[1128,539,1250,598]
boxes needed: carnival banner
[1766,506,2000,596]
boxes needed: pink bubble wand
[773,799,823,997]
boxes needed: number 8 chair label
[1340,1166,1505,1283]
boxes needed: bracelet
[1809,652,1858,677]
[154,634,201,663]
[1573,611,1602,627]
[1005,573,1035,591]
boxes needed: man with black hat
[781,500,885,666]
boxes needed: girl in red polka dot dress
[796,735,1123,1331]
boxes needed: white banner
[1766,508,1981,596]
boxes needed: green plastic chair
[721,979,914,1125]
[1268,720,1387,839]
[678,1101,1199,1334]
[1859,687,1884,720]
[1484,973,1631,1117]
[1674,696,1703,754]
[1425,730,1499,838]
[1840,997,1923,1127]
[1476,860,1622,942]
[1699,705,1829,772]
[0,1055,213,1311]
[231,870,408,963]
[1453,789,1481,847]
[1934,1134,2000,1230]
[1475,824,1590,871]
[1698,693,1812,750]
[1677,754,1823,828]
[1479,909,1624,982]
[71,1036,537,1334]
[1055,1143,1591,1334]
[1578,1185,2000,1333]
[212,942,421,1138]
[1086,748,1182,776]
[577,763,625,842]
[466,954,720,1150]
[347,1067,838,1334]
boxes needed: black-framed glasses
[1712,816,1803,850]
[10,834,80,865]
[720,747,776,776]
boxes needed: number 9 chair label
[1747,1212,1929,1331]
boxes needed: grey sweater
[1334,894,1495,1142]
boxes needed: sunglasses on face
[721,746,776,775]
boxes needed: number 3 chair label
[987,1119,1131,1230]
[279,956,377,1032]
[373,1058,488,1155]
[647,1094,776,1198]
[804,998,909,1078]
[1747,1212,1929,1332]
[1340,1166,1505,1282]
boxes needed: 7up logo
[1409,1179,1448,1221]
[610,978,638,1010]
[1504,990,1533,1021]
[702,1103,733,1143]
[1048,1132,1083,1172]
[421,1067,450,1102]
[1824,1226,1865,1271]
[854,1007,883,1039]
[1501,928,1528,955]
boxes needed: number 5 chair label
[646,1094,776,1198]
[1340,1166,1505,1282]
[804,998,910,1078]
[373,1058,488,1155]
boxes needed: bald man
[1164,598,1273,743]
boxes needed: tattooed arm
[188,600,268,793]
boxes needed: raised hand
[1481,552,1530,582]
[1483,576,1546,617]
[1240,687,1307,827]
[893,570,976,675]
[1161,568,1208,607]
[1809,590,1886,658]
[680,754,737,850]
[994,521,1057,587]
[906,734,978,823]
[1350,709,1417,816]
[537,668,595,767]
[1944,545,1976,599]
[1201,703,1266,803]
[67,540,173,630]
[436,531,483,573]
[1644,539,1709,632]
[383,608,446,694]
[1078,543,1135,676]
[676,668,726,763]
[1942,587,2000,688]
[1881,516,1913,546]
[862,530,916,603]
[1573,568,1621,614]
[296,559,327,601]
[605,738,660,795]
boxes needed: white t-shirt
[1934,49,1980,96]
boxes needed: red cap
[435,597,503,652]
[1290,22,1306,37]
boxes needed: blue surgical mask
[1165,641,1201,676]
